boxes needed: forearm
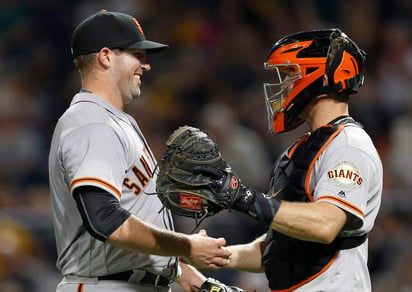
[107,216,231,269]
[225,234,266,273]
[270,201,347,244]
[234,186,347,244]
[75,186,193,257]
[107,214,190,257]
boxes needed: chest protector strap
[264,118,367,291]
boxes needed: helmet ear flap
[333,51,359,86]
[325,37,348,86]
[324,33,365,94]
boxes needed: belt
[97,270,171,287]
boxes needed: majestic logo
[180,193,201,210]
[338,190,346,198]
[243,189,253,203]
[328,161,363,188]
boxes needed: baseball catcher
[158,28,382,292]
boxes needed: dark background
[1,0,411,291]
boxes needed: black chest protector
[263,117,367,291]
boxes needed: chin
[130,90,141,101]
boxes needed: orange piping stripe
[305,125,344,201]
[288,135,308,158]
[77,283,84,292]
[317,195,364,217]
[70,177,121,198]
[271,251,339,292]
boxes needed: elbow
[311,202,347,244]
[315,224,340,244]
[317,234,336,245]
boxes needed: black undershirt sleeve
[73,186,131,242]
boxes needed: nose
[141,63,151,72]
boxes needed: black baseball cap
[71,10,168,57]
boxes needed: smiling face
[111,48,151,105]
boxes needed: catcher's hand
[197,277,246,292]
[156,125,241,219]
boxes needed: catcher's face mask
[263,64,302,135]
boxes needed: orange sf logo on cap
[132,18,145,36]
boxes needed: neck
[82,75,124,111]
[305,98,349,131]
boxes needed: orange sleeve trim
[271,251,339,292]
[77,283,84,292]
[317,195,364,217]
[305,125,344,201]
[70,177,121,198]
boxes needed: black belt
[98,270,171,287]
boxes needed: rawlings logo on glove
[180,193,202,210]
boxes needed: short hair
[73,53,97,78]
[328,35,346,66]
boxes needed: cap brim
[128,40,168,53]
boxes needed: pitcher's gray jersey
[49,91,178,278]
[298,124,382,291]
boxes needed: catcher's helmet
[263,28,366,134]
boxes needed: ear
[322,74,329,86]
[97,47,113,69]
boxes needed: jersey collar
[72,89,129,122]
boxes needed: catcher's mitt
[197,277,246,292]
[156,125,236,220]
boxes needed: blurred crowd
[1,0,412,291]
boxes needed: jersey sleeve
[60,123,128,199]
[313,144,373,230]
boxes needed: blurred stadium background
[1,0,412,291]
